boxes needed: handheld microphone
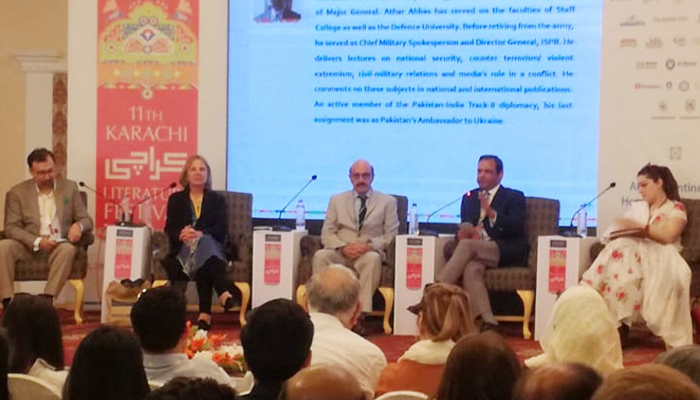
[274,175,318,231]
[563,182,617,236]
[79,181,129,226]
[129,182,176,223]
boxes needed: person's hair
[432,331,521,400]
[306,265,360,314]
[478,155,503,174]
[63,326,149,400]
[638,164,680,201]
[130,286,187,353]
[179,154,213,190]
[655,345,700,388]
[0,331,9,400]
[591,364,700,400]
[146,377,236,400]
[1,293,64,372]
[419,283,476,342]
[513,363,602,400]
[348,160,375,176]
[241,299,314,382]
[26,148,55,168]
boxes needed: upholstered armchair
[151,191,253,326]
[0,192,93,324]
[296,195,408,334]
[444,197,560,339]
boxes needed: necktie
[479,190,490,224]
[358,195,367,229]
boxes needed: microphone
[419,193,466,236]
[274,175,318,231]
[129,182,176,224]
[79,181,129,226]
[563,182,617,236]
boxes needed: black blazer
[460,186,527,266]
[164,187,227,257]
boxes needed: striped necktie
[358,195,367,229]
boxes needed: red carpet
[55,309,665,367]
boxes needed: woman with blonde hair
[375,283,476,397]
[163,155,236,330]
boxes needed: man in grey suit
[313,159,399,313]
[0,148,93,308]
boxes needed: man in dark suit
[0,148,93,308]
[437,155,526,331]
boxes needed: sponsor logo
[636,61,659,69]
[620,38,637,48]
[645,37,663,48]
[673,37,687,46]
[666,81,673,90]
[653,15,689,23]
[621,15,645,26]
[678,60,698,67]
[635,83,662,90]
[679,81,690,91]
[666,59,675,70]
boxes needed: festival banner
[114,237,134,279]
[263,242,282,285]
[548,248,566,294]
[406,247,423,290]
[96,0,199,231]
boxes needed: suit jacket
[460,186,527,266]
[3,179,93,250]
[164,187,227,257]
[321,190,399,257]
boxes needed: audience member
[1,293,66,392]
[431,331,521,400]
[0,331,9,400]
[375,283,476,397]
[512,362,602,400]
[239,298,314,400]
[525,285,623,377]
[592,364,700,400]
[130,286,236,387]
[62,326,149,400]
[305,265,387,398]
[279,365,364,400]
[146,377,237,400]
[655,345,700,388]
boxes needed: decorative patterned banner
[548,248,566,294]
[406,247,423,289]
[114,237,134,279]
[264,242,282,285]
[96,0,199,231]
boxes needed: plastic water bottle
[576,206,588,238]
[141,197,153,228]
[120,194,131,223]
[295,199,306,231]
[409,203,419,235]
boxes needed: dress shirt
[479,184,500,241]
[143,352,237,388]
[34,184,57,250]
[309,312,387,399]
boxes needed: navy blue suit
[460,186,527,266]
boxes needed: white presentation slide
[227,0,602,224]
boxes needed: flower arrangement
[184,321,246,374]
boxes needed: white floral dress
[581,200,692,347]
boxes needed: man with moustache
[312,159,399,318]
[437,155,526,331]
[0,148,93,308]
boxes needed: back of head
[592,364,700,400]
[434,331,521,400]
[656,345,700,388]
[513,363,602,400]
[419,283,476,342]
[306,265,360,315]
[1,293,64,372]
[241,298,314,383]
[282,365,364,400]
[63,326,149,400]
[131,286,187,352]
[147,377,237,400]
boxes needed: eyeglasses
[351,173,372,179]
[31,169,54,177]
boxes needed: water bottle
[409,203,419,235]
[141,197,153,228]
[295,199,306,231]
[576,206,588,238]
[120,194,131,223]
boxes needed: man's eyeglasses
[351,173,372,179]
[32,169,54,177]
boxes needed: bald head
[348,159,374,195]
[306,265,360,315]
[283,365,364,400]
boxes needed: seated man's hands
[341,242,371,259]
[39,238,58,252]
[67,223,82,242]
[457,223,481,241]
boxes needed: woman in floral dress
[581,164,692,348]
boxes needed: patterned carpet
[56,309,665,367]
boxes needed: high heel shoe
[196,319,211,331]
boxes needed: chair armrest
[77,231,95,247]
[151,231,170,280]
[228,233,253,272]
[0,231,5,240]
[300,236,323,257]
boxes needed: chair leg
[516,289,534,340]
[68,279,85,324]
[296,285,307,309]
[377,287,394,335]
[234,282,250,327]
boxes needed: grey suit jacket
[4,179,93,250]
[320,190,399,257]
